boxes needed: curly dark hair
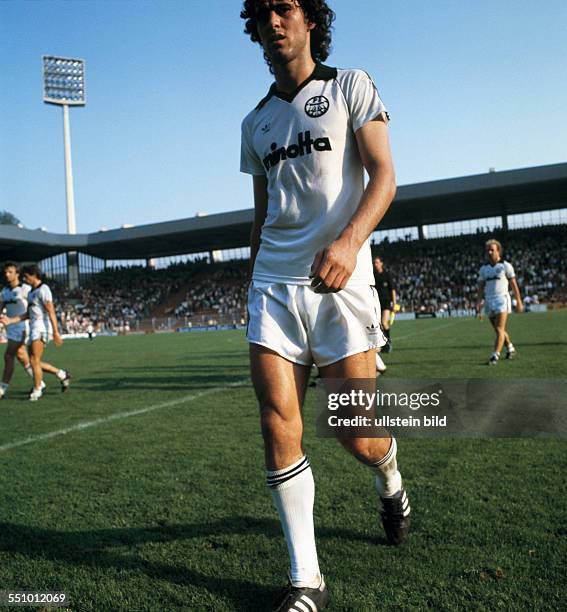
[241,0,336,73]
[22,264,42,280]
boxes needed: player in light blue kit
[0,262,38,398]
[0,264,70,400]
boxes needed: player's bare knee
[339,437,374,464]
[260,407,301,446]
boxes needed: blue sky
[1,0,566,234]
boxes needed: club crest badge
[305,95,330,118]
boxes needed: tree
[0,210,21,226]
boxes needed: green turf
[0,312,566,611]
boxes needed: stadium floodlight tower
[43,55,85,288]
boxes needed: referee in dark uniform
[373,256,397,353]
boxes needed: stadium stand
[31,224,565,335]
[53,262,205,333]
[50,261,248,334]
[375,225,567,314]
[1,162,564,336]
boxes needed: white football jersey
[27,283,54,334]
[1,284,30,318]
[241,64,388,286]
[479,260,515,298]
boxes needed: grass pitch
[1,312,566,611]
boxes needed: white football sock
[25,365,33,378]
[56,369,66,381]
[371,437,402,498]
[267,456,321,588]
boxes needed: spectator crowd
[171,266,248,320]
[53,264,199,334]
[379,225,566,313]
[5,225,565,335]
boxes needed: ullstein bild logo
[263,130,332,171]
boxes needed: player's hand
[309,239,358,293]
[516,303,524,313]
[53,332,63,346]
[0,314,12,326]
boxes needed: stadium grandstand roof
[3,162,567,262]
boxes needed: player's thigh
[320,350,389,459]
[319,348,376,379]
[16,342,29,361]
[493,311,508,331]
[319,350,377,438]
[29,339,45,361]
[250,343,310,418]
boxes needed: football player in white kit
[0,262,37,398]
[477,239,523,365]
[240,1,409,608]
[0,264,70,400]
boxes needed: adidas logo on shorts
[366,323,380,336]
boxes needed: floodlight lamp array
[43,56,86,105]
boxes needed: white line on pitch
[0,381,249,453]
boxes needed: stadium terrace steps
[149,283,195,320]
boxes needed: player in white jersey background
[0,264,70,401]
[240,1,409,609]
[0,262,37,398]
[476,239,523,365]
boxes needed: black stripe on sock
[371,440,395,468]
[266,456,309,484]
[267,462,311,488]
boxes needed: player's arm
[44,301,63,346]
[509,277,524,313]
[0,311,29,326]
[248,175,268,280]
[389,274,397,309]
[310,117,396,291]
[476,280,485,318]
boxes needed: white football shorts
[28,329,52,344]
[6,322,29,344]
[247,281,386,367]
[485,293,512,317]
